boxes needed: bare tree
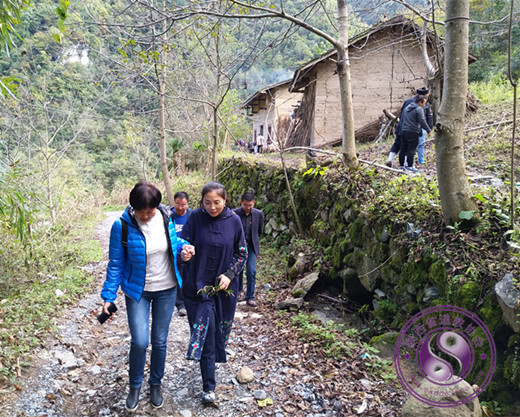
[506,0,518,229]
[155,0,175,204]
[435,0,477,224]
[186,0,359,166]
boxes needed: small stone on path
[236,366,254,384]
[253,389,267,400]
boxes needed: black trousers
[390,133,401,153]
[399,131,420,167]
[175,286,185,309]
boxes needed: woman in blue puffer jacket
[100,182,195,412]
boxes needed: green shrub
[469,74,515,104]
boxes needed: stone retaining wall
[217,156,520,399]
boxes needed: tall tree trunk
[336,0,357,166]
[210,28,222,181]
[211,106,218,180]
[435,0,477,225]
[158,0,174,205]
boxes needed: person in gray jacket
[398,95,432,172]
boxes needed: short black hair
[415,94,427,104]
[174,191,189,202]
[129,182,162,211]
[241,191,255,202]
[200,181,227,205]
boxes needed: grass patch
[469,74,515,104]
[291,312,357,359]
[289,312,397,382]
[0,211,103,382]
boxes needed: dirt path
[0,212,406,417]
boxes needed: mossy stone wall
[218,156,519,397]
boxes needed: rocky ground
[0,212,408,417]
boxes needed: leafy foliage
[0,0,31,50]
[469,0,520,81]
[0,164,32,241]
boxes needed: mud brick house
[286,16,474,148]
[242,79,303,150]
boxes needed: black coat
[233,207,264,255]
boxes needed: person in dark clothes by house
[180,181,247,405]
[172,191,192,317]
[234,191,264,307]
[398,95,432,172]
[386,86,433,167]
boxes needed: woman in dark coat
[180,181,247,404]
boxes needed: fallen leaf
[45,393,57,402]
[257,398,273,407]
[356,399,368,414]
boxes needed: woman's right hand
[103,301,114,316]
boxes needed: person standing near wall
[256,135,264,154]
[398,95,432,172]
[386,87,432,167]
[234,191,264,307]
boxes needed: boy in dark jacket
[398,95,432,172]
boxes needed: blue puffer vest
[101,204,189,303]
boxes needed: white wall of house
[250,86,301,145]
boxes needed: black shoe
[125,386,140,412]
[178,308,187,317]
[150,384,163,408]
[385,160,392,168]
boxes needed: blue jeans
[417,129,426,162]
[239,244,257,301]
[125,287,177,388]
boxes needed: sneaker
[178,308,187,317]
[149,384,163,408]
[418,159,425,164]
[125,387,141,412]
[246,299,257,307]
[385,160,392,168]
[201,390,216,404]
[406,167,419,173]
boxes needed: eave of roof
[288,15,471,92]
[241,78,293,109]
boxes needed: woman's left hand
[217,274,231,291]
